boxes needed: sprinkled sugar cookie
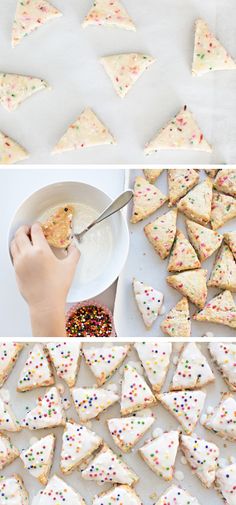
[46,342,81,388]
[224,231,236,261]
[161,297,191,337]
[0,394,21,432]
[215,463,236,505]
[168,229,201,272]
[71,386,119,422]
[177,178,213,225]
[82,0,136,31]
[185,219,223,262]
[170,342,215,391]
[0,342,23,387]
[83,344,130,385]
[144,106,212,155]
[144,208,177,259]
[130,176,168,224]
[143,169,163,184]
[0,130,28,165]
[193,290,236,329]
[34,475,86,505]
[139,430,179,481]
[0,432,19,470]
[120,364,156,416]
[214,169,236,198]
[60,420,102,474]
[211,191,236,230]
[208,244,236,292]
[17,343,54,392]
[201,393,236,441]
[21,386,65,430]
[0,73,49,112]
[167,269,208,309]
[0,475,28,505]
[20,434,55,485]
[133,279,164,328]
[208,342,236,391]
[154,485,202,505]
[157,390,206,434]
[41,206,74,249]
[168,169,200,206]
[107,416,154,452]
[192,19,236,76]
[180,434,219,488]
[82,444,139,485]
[12,0,62,47]
[134,342,172,392]
[93,485,142,505]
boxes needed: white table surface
[0,167,125,337]
[0,0,236,164]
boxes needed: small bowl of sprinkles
[66,300,116,338]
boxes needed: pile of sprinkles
[66,302,115,338]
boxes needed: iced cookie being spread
[134,342,172,392]
[180,434,219,488]
[224,231,236,261]
[71,386,119,422]
[82,0,136,31]
[17,343,54,392]
[168,229,201,272]
[214,169,236,198]
[167,269,208,309]
[0,433,19,470]
[0,342,23,387]
[0,131,28,164]
[211,191,236,230]
[139,430,179,480]
[53,108,115,154]
[144,106,212,154]
[41,206,74,249]
[143,169,163,184]
[20,434,55,484]
[131,176,168,223]
[0,395,21,432]
[216,463,236,505]
[0,475,28,505]
[34,475,86,505]
[185,219,223,262]
[157,391,206,434]
[120,364,156,415]
[12,0,62,47]
[161,297,191,337]
[144,208,177,259]
[83,344,130,385]
[21,387,65,430]
[177,178,213,225]
[0,73,49,112]
[107,416,154,452]
[170,343,215,390]
[168,169,200,206]
[46,342,81,388]
[60,420,102,474]
[192,19,236,76]
[155,485,202,505]
[93,485,142,505]
[133,278,164,328]
[82,444,139,485]
[201,393,236,441]
[193,290,236,329]
[208,342,236,391]
[208,244,236,292]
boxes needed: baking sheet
[114,168,236,338]
[1,341,235,504]
[0,0,236,165]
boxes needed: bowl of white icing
[8,181,130,302]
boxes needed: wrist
[29,301,66,338]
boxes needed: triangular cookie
[53,108,115,154]
[133,278,164,328]
[0,73,49,111]
[208,244,236,291]
[0,432,19,470]
[205,169,219,178]
[139,430,179,481]
[168,169,200,206]
[46,342,81,387]
[0,131,28,164]
[82,0,136,30]
[208,342,236,391]
[145,106,212,154]
[168,229,201,272]
[0,395,21,432]
[161,297,191,337]
[41,206,74,249]
[82,444,139,485]
[134,342,172,392]
[83,344,130,385]
[60,420,102,474]
[35,475,86,505]
[167,269,207,308]
[216,463,236,505]
[186,219,223,262]
[157,390,206,434]
[0,342,23,387]
[155,485,201,505]
[71,386,119,422]
[0,475,28,505]
[193,290,236,329]
[143,168,163,184]
[144,208,177,259]
[20,433,55,484]
[108,416,154,452]
[93,485,142,505]
[192,19,236,76]
[101,53,155,98]
[170,343,215,390]
[180,434,219,488]
[12,0,62,47]
[177,178,213,225]
[211,191,236,230]
[201,393,236,441]
[17,343,54,392]
[214,169,236,198]
[21,387,65,430]
[224,231,236,261]
[130,176,168,224]
[121,364,156,415]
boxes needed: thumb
[66,243,81,267]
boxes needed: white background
[0,0,236,164]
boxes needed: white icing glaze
[71,387,119,422]
[158,391,206,434]
[20,434,55,479]
[155,485,201,505]
[46,342,81,387]
[0,395,20,431]
[0,475,28,505]
[181,434,219,487]
[61,421,102,472]
[93,485,142,505]
[216,464,236,505]
[108,416,154,451]
[171,343,214,390]
[0,433,18,469]
[133,279,164,328]
[202,395,236,441]
[33,475,85,505]
[83,345,129,385]
[21,387,65,430]
[121,365,156,415]
[18,344,53,391]
[208,343,236,390]
[82,445,138,485]
[134,342,172,391]
[139,431,179,480]
[0,343,22,387]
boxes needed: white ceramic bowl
[8,181,130,303]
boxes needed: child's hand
[10,223,80,337]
